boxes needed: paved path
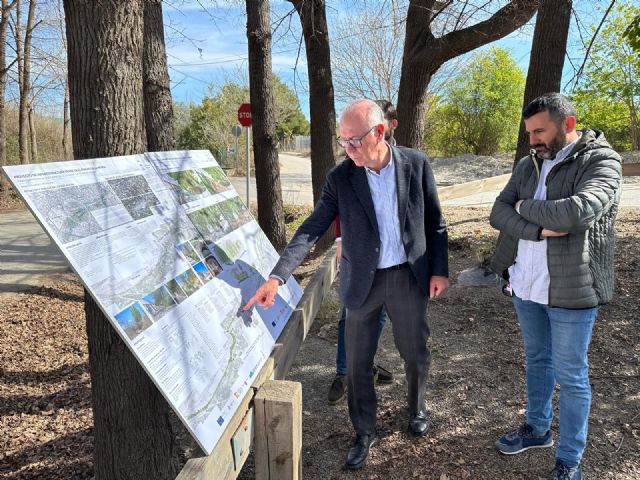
[231,152,315,206]
[2,152,639,292]
[0,209,71,292]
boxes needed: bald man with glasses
[245,98,449,470]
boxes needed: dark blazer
[271,145,449,309]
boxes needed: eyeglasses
[337,126,377,149]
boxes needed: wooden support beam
[254,380,303,480]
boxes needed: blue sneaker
[549,460,582,480]
[495,423,553,454]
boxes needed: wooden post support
[254,380,303,480]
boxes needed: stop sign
[237,103,252,127]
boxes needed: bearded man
[489,93,622,480]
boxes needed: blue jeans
[336,306,387,375]
[512,295,598,466]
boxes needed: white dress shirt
[365,145,407,269]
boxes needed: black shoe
[373,364,394,384]
[409,411,431,437]
[549,460,582,480]
[327,374,347,405]
[345,433,378,470]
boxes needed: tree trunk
[513,0,572,167]
[290,0,336,252]
[28,103,36,162]
[14,0,24,163]
[17,0,35,163]
[629,100,640,150]
[0,0,16,196]
[62,80,71,159]
[396,2,437,149]
[246,0,286,250]
[63,1,178,478]
[57,0,71,160]
[143,0,174,151]
[396,0,539,148]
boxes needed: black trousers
[345,266,430,436]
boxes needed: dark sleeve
[422,156,449,277]
[518,152,622,233]
[489,161,543,241]
[335,215,341,238]
[270,172,339,280]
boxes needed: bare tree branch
[567,0,617,91]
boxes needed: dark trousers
[345,266,430,436]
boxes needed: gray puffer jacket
[489,129,622,308]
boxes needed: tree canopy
[573,2,640,150]
[425,47,525,156]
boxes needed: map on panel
[2,150,302,454]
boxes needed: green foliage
[571,91,632,151]
[272,76,310,138]
[573,2,640,150]
[177,83,248,166]
[425,48,525,156]
[623,14,640,51]
[176,75,309,167]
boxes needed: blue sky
[161,1,623,120]
[163,2,304,107]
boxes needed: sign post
[231,125,242,171]
[237,103,252,207]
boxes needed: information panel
[2,150,302,454]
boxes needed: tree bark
[62,80,71,159]
[28,103,36,161]
[18,0,35,163]
[513,0,572,167]
[57,0,71,160]
[143,0,174,151]
[0,0,16,196]
[396,0,540,148]
[246,0,286,250]
[14,0,24,163]
[63,1,178,478]
[289,0,336,252]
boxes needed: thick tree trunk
[28,103,36,161]
[290,0,336,252]
[0,0,16,196]
[396,4,437,149]
[143,0,174,151]
[63,1,178,478]
[246,0,286,250]
[396,0,539,149]
[513,0,572,167]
